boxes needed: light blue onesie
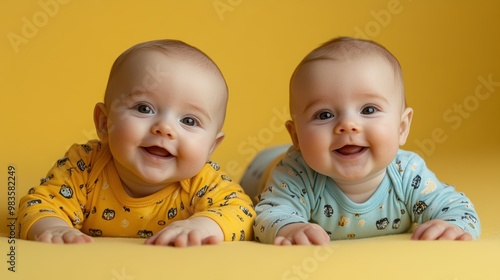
[253,147,481,243]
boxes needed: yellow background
[1,0,499,234]
[1,2,500,280]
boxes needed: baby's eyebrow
[125,90,151,101]
[302,99,330,114]
[115,90,151,106]
[355,92,390,104]
[185,102,212,122]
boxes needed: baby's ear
[93,103,109,142]
[285,120,300,148]
[399,107,413,145]
[208,131,225,156]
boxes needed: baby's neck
[334,171,386,204]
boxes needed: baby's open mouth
[335,145,366,156]
[143,146,171,157]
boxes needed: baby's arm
[254,165,330,245]
[399,152,481,240]
[254,153,324,245]
[275,222,330,245]
[145,217,223,247]
[17,143,98,243]
[28,217,93,244]
[411,219,472,241]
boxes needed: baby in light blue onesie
[249,37,480,245]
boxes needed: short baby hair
[104,39,228,105]
[290,36,406,107]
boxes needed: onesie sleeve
[393,151,481,239]
[185,161,256,241]
[253,149,316,244]
[17,142,96,239]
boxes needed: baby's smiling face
[96,50,227,197]
[287,54,412,187]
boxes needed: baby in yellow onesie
[17,39,255,246]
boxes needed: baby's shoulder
[391,150,427,172]
[192,160,234,183]
[280,146,311,169]
[67,140,106,158]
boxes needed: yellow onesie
[17,140,255,241]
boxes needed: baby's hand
[145,217,223,247]
[28,217,93,244]
[35,226,94,244]
[411,219,473,240]
[274,222,330,245]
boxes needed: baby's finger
[412,223,440,240]
[144,234,158,245]
[437,228,472,241]
[274,236,293,246]
[291,232,312,245]
[457,232,473,241]
[36,231,63,244]
[145,230,175,246]
[185,230,202,246]
[304,227,330,245]
[62,233,93,244]
[173,233,190,247]
[201,235,220,245]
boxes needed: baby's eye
[180,117,197,127]
[316,111,334,120]
[361,106,377,115]
[136,104,154,114]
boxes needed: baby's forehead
[296,53,403,89]
[290,55,406,107]
[107,50,227,100]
